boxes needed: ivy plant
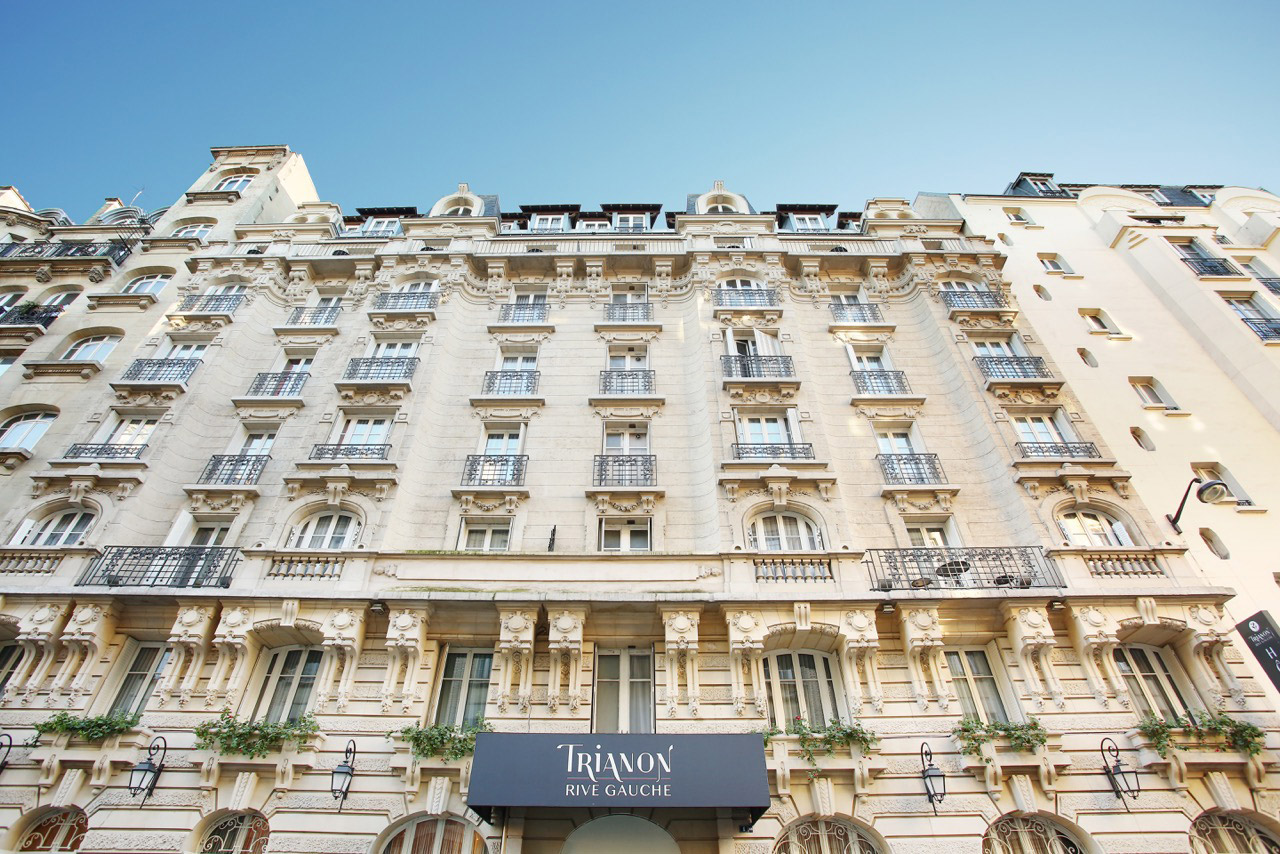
[952,717,1050,764]
[389,720,491,762]
[1138,712,1264,759]
[28,711,141,745]
[784,716,878,778]
[193,711,319,759]
[757,725,783,747]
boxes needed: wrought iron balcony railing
[852,370,911,395]
[973,356,1053,380]
[119,358,201,383]
[593,454,656,487]
[245,371,309,396]
[877,453,946,484]
[721,355,796,378]
[462,454,528,487]
[1244,319,1280,341]
[865,546,1062,591]
[482,370,540,395]
[603,303,653,322]
[343,357,419,381]
[754,557,834,582]
[940,291,1009,310]
[284,306,341,325]
[1016,442,1102,459]
[64,443,146,460]
[732,443,815,460]
[0,305,63,327]
[373,291,439,311]
[310,444,390,460]
[600,369,655,395]
[176,294,245,313]
[199,454,270,485]
[77,545,239,588]
[1257,278,1280,298]
[1182,257,1241,277]
[829,302,883,323]
[0,241,130,264]
[498,304,549,323]
[713,288,778,307]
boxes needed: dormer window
[1028,178,1058,195]
[792,214,825,232]
[443,205,473,216]
[213,174,254,193]
[615,214,647,232]
[580,220,610,232]
[531,214,562,232]
[707,204,736,214]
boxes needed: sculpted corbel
[725,609,767,716]
[900,607,949,710]
[318,606,366,712]
[205,605,260,708]
[383,608,431,713]
[1067,604,1123,707]
[1002,603,1064,710]
[5,602,71,705]
[1177,604,1246,709]
[661,608,701,717]
[546,608,587,714]
[496,608,536,713]
[160,604,217,707]
[840,609,882,714]
[51,602,118,705]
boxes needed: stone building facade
[0,148,1275,853]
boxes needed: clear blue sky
[4,0,1276,221]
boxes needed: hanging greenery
[389,720,492,761]
[1137,712,1265,759]
[193,711,319,759]
[786,716,879,776]
[28,711,141,745]
[952,716,1050,764]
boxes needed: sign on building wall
[467,733,770,821]
[1236,611,1280,694]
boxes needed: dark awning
[467,733,770,823]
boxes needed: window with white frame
[580,220,610,232]
[442,204,473,216]
[906,522,953,548]
[166,342,207,360]
[0,643,22,693]
[370,339,418,358]
[482,427,523,455]
[287,511,361,550]
[747,510,824,551]
[108,643,170,716]
[1004,208,1031,224]
[1172,240,1211,261]
[1113,645,1192,720]
[706,203,738,214]
[249,646,324,724]
[62,335,119,362]
[611,284,647,303]
[512,291,548,305]
[603,423,649,454]
[460,520,510,552]
[337,417,389,446]
[831,291,864,305]
[939,278,988,293]
[1081,309,1120,334]
[1223,295,1273,320]
[714,236,753,249]
[498,347,538,371]
[191,525,229,547]
[849,346,888,371]
[1139,188,1169,204]
[737,410,799,446]
[213,174,254,193]
[531,214,562,232]
[721,278,763,291]
[200,813,269,854]
[599,518,651,552]
[875,426,919,455]
[42,291,78,309]
[240,430,276,455]
[435,649,492,727]
[0,292,24,310]
[0,411,55,450]
[727,326,781,360]
[171,223,212,239]
[945,649,1011,723]
[792,214,825,232]
[1130,378,1175,409]
[971,338,1021,358]
[105,416,158,446]
[10,508,95,547]
[1056,508,1136,547]
[1027,178,1057,194]
[363,218,401,236]
[595,647,654,733]
[1192,463,1252,506]
[616,213,647,232]
[1039,255,1068,273]
[121,274,171,295]
[1013,412,1076,444]
[761,649,844,727]
[606,344,648,370]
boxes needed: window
[939,279,987,293]
[1113,645,1192,720]
[213,174,253,193]
[443,205,473,216]
[907,523,952,548]
[249,647,323,723]
[1189,189,1217,205]
[876,427,918,454]
[599,518,651,552]
[338,417,389,446]
[1190,814,1280,854]
[105,417,158,446]
[17,808,88,853]
[761,650,843,727]
[12,509,95,546]
[288,511,360,550]
[606,345,648,370]
[1223,295,1273,320]
[167,342,207,360]
[191,525,229,547]
[1192,463,1252,506]
[482,428,523,456]
[0,643,22,693]
[774,820,883,854]
[714,236,753,249]
[972,338,1019,358]
[747,511,823,551]
[42,291,77,309]
[62,335,119,362]
[0,412,55,450]
[499,348,538,371]
[946,649,1010,723]
[580,220,609,232]
[1004,208,1031,224]
[1013,413,1075,444]
[531,214,562,232]
[792,214,825,232]
[616,213,647,232]
[849,348,887,371]
[706,204,737,214]
[201,814,270,854]
[721,278,763,291]
[1057,508,1135,547]
[435,649,492,727]
[0,355,11,378]
[108,643,170,716]
[512,291,547,306]
[983,815,1087,854]
[380,817,486,854]
[371,339,418,358]
[611,285,647,304]
[603,424,649,454]
[1081,309,1118,334]
[1040,255,1068,273]
[240,431,276,455]
[121,274,171,295]
[1131,426,1155,451]
[1131,378,1176,409]
[171,223,212,240]
[1172,241,1210,261]
[1028,178,1057,194]
[738,412,798,445]
[1200,528,1230,560]
[461,520,509,552]
[0,292,24,310]
[1140,188,1169,204]
[594,648,654,733]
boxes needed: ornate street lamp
[331,740,357,811]
[0,733,12,775]
[1166,477,1229,533]
[128,737,166,805]
[920,742,946,814]
[1101,737,1140,804]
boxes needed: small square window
[461,521,510,552]
[599,518,651,552]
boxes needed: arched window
[11,508,95,546]
[202,813,270,854]
[747,511,824,551]
[0,642,23,693]
[707,204,736,213]
[1191,813,1280,853]
[18,808,88,852]
[1056,508,1136,547]
[983,815,1088,854]
[398,280,438,294]
[121,274,171,295]
[214,174,254,193]
[0,412,56,451]
[0,291,25,310]
[443,205,473,216]
[172,223,212,239]
[287,511,361,549]
[62,335,120,362]
[704,194,740,214]
[761,650,844,727]
[380,816,486,854]
[721,277,763,290]
[774,819,882,854]
[939,278,989,293]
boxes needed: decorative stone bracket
[767,736,887,799]
[317,607,366,712]
[951,732,1072,801]
[1126,727,1269,794]
[900,607,950,711]
[205,605,260,708]
[725,609,768,717]
[546,608,587,714]
[661,608,700,717]
[159,604,218,707]
[382,608,431,713]
[29,727,155,794]
[3,601,71,705]
[840,609,882,714]
[197,730,325,797]
[388,734,472,799]
[496,608,536,713]
[50,602,117,706]
[1002,603,1064,710]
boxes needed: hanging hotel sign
[1237,611,1280,695]
[467,733,770,821]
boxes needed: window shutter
[11,519,35,546]
[1112,521,1135,547]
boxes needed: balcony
[1257,278,1280,298]
[731,443,814,460]
[754,556,833,582]
[368,292,438,331]
[1182,257,1241,277]
[713,289,779,308]
[0,241,131,265]
[603,303,653,322]
[498,304,549,324]
[1016,442,1102,459]
[199,454,270,485]
[877,453,946,484]
[175,294,246,314]
[852,370,911,395]
[119,358,200,384]
[599,370,655,396]
[973,356,1053,380]
[829,303,882,324]
[865,547,1062,591]
[940,291,1009,311]
[77,545,239,588]
[593,455,656,487]
[63,443,146,460]
[0,305,63,328]
[310,444,390,461]
[461,454,527,487]
[284,306,341,326]
[1244,319,1280,341]
[721,355,795,379]
[337,358,418,403]
[244,371,309,397]
[343,357,419,381]
[266,553,345,579]
[374,292,439,312]
[481,370,540,395]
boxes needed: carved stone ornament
[496,607,536,713]
[725,609,768,716]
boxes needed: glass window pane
[629,653,653,733]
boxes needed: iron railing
[119,358,201,383]
[829,303,883,323]
[600,369,655,395]
[1257,278,1280,298]
[732,443,815,460]
[877,453,946,484]
[865,546,1062,590]
[941,291,1009,310]
[343,357,419,381]
[77,545,239,588]
[64,443,146,459]
[373,292,439,311]
[482,370,540,395]
[754,557,833,582]
[593,455,656,487]
[0,241,130,264]
[973,356,1053,379]
[245,371,309,396]
[198,454,270,485]
[176,294,245,313]
[1244,319,1280,341]
[603,303,653,322]
[1182,257,1241,277]
[284,306,341,325]
[462,454,528,486]
[498,304,549,323]
[310,444,390,460]
[852,370,911,395]
[713,288,778,307]
[1016,442,1102,459]
[0,305,63,327]
[721,355,796,378]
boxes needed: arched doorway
[561,815,679,854]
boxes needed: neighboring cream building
[0,148,1275,854]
